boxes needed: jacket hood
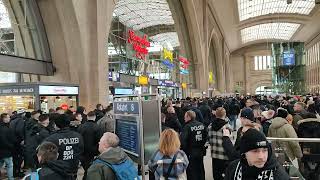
[98,147,127,164]
[46,160,75,176]
[297,118,320,125]
[211,118,227,131]
[269,117,288,129]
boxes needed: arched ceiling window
[240,22,300,43]
[149,32,180,50]
[113,0,174,31]
[238,0,316,21]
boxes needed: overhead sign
[114,101,140,114]
[138,75,149,85]
[39,85,79,95]
[0,86,34,95]
[127,29,150,60]
[158,80,178,87]
[283,51,295,66]
[108,72,120,82]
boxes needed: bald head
[98,132,120,153]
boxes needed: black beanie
[54,114,71,129]
[240,128,269,154]
[277,108,288,118]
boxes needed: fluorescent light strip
[240,22,300,43]
[238,0,315,21]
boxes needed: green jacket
[268,117,302,160]
[87,147,128,180]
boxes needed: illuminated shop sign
[158,80,178,87]
[127,29,150,60]
[39,86,78,95]
[108,72,120,82]
[0,87,34,94]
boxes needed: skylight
[150,32,180,49]
[0,0,11,28]
[114,0,174,30]
[240,22,300,43]
[238,0,315,21]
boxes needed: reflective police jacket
[45,128,84,175]
[180,120,208,157]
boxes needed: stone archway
[251,80,272,94]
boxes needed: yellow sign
[138,75,149,85]
[182,83,187,89]
[209,72,213,83]
[163,48,173,62]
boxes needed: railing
[266,137,320,180]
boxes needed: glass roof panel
[114,0,174,30]
[0,1,11,28]
[240,22,300,43]
[238,0,315,21]
[150,32,180,49]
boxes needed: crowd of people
[0,94,320,179]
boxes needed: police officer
[180,110,208,180]
[45,114,84,178]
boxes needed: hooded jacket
[209,118,229,160]
[86,147,128,180]
[0,122,16,159]
[23,160,75,180]
[268,117,302,160]
[165,113,182,132]
[224,153,289,180]
[297,118,320,159]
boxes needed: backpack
[93,158,140,180]
[23,168,41,180]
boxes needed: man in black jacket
[0,113,16,180]
[9,111,25,177]
[224,128,289,180]
[78,111,101,180]
[199,100,212,127]
[45,114,84,178]
[24,142,74,180]
[180,110,208,180]
[94,104,105,122]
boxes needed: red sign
[179,56,190,69]
[60,103,69,110]
[127,30,150,60]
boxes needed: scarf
[234,161,274,180]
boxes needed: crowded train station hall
[1,0,320,179]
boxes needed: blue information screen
[116,119,139,157]
[283,51,295,66]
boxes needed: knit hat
[54,114,71,129]
[240,128,269,154]
[261,110,275,120]
[240,108,255,122]
[277,108,288,118]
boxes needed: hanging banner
[181,83,187,89]
[179,56,190,74]
[138,75,149,85]
[163,48,173,62]
[162,60,175,69]
[127,29,150,61]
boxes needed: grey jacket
[268,117,302,160]
[87,147,127,180]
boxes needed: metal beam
[0,54,53,75]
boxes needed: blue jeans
[0,157,14,180]
[229,115,238,130]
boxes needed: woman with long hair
[148,129,189,180]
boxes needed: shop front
[0,83,79,113]
[158,80,180,99]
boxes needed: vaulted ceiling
[211,0,320,52]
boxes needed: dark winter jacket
[23,160,75,180]
[77,120,101,156]
[0,122,16,159]
[45,128,84,174]
[165,113,182,132]
[87,147,129,180]
[180,120,208,157]
[173,106,185,127]
[199,104,212,127]
[94,109,105,122]
[9,115,25,143]
[297,118,320,161]
[222,127,243,161]
[224,154,289,180]
[228,102,241,116]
